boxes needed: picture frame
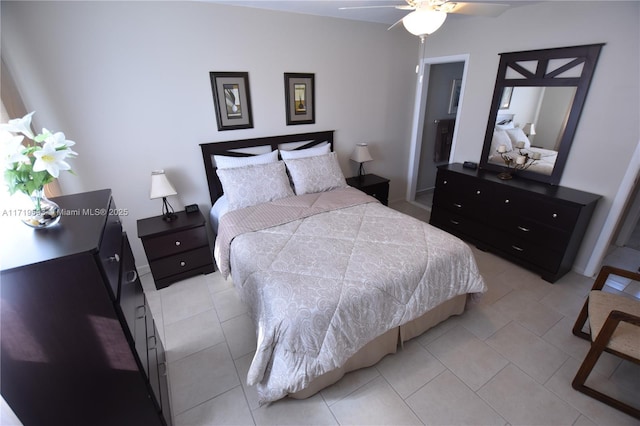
[448,79,462,114]
[210,72,253,131]
[499,86,513,110]
[284,73,315,125]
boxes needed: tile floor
[140,200,640,426]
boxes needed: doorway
[406,54,469,209]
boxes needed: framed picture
[210,72,253,131]
[284,73,315,125]
[448,79,462,114]
[499,86,513,110]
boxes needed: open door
[407,55,468,208]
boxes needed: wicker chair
[572,265,640,419]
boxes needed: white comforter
[215,187,486,404]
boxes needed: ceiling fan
[340,0,510,38]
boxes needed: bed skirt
[288,293,467,399]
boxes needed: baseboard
[137,264,151,276]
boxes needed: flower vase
[21,188,61,229]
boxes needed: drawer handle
[517,226,530,232]
[135,305,146,319]
[504,199,510,204]
[148,335,157,350]
[125,270,138,283]
[175,241,181,246]
[443,180,448,185]
[159,362,168,376]
[450,220,460,225]
[511,245,524,252]
[180,261,186,267]
[453,203,462,208]
[552,213,558,218]
[108,253,120,263]
[476,190,481,195]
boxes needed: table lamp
[150,170,177,221]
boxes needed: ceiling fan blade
[339,5,407,10]
[444,2,510,17]
[387,15,407,30]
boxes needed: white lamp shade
[402,9,447,37]
[523,123,536,135]
[150,170,177,199]
[350,143,373,163]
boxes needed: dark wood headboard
[200,130,334,204]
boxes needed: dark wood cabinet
[430,164,600,283]
[137,210,214,289]
[346,174,390,206]
[0,189,172,426]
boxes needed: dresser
[430,164,600,283]
[346,174,390,206]
[0,189,172,426]
[137,210,214,289]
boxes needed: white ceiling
[205,0,532,26]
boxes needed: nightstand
[346,174,390,205]
[137,210,215,289]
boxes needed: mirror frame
[479,43,604,185]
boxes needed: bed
[487,114,558,175]
[200,131,486,404]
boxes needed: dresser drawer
[118,234,148,376]
[98,201,123,300]
[142,226,208,260]
[433,171,499,220]
[492,231,563,273]
[149,246,213,280]
[497,215,572,249]
[429,208,492,242]
[497,189,581,230]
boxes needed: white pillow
[284,152,347,195]
[491,129,513,153]
[505,127,531,149]
[214,149,278,169]
[495,120,515,130]
[280,143,330,160]
[216,161,294,210]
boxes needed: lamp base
[161,197,177,221]
[162,212,178,222]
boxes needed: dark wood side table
[346,174,390,205]
[137,210,214,289]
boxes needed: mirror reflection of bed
[487,85,576,176]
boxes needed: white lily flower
[42,128,75,147]
[0,111,35,139]
[0,130,29,169]
[32,140,72,178]
[42,128,78,155]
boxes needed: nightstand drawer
[142,226,208,260]
[346,174,390,206]
[362,182,389,205]
[149,246,213,280]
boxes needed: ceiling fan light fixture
[402,9,447,36]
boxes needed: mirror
[479,44,604,185]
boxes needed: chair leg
[572,300,591,340]
[572,313,640,420]
[572,266,613,340]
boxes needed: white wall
[2,1,639,276]
[1,1,418,269]
[419,1,639,274]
